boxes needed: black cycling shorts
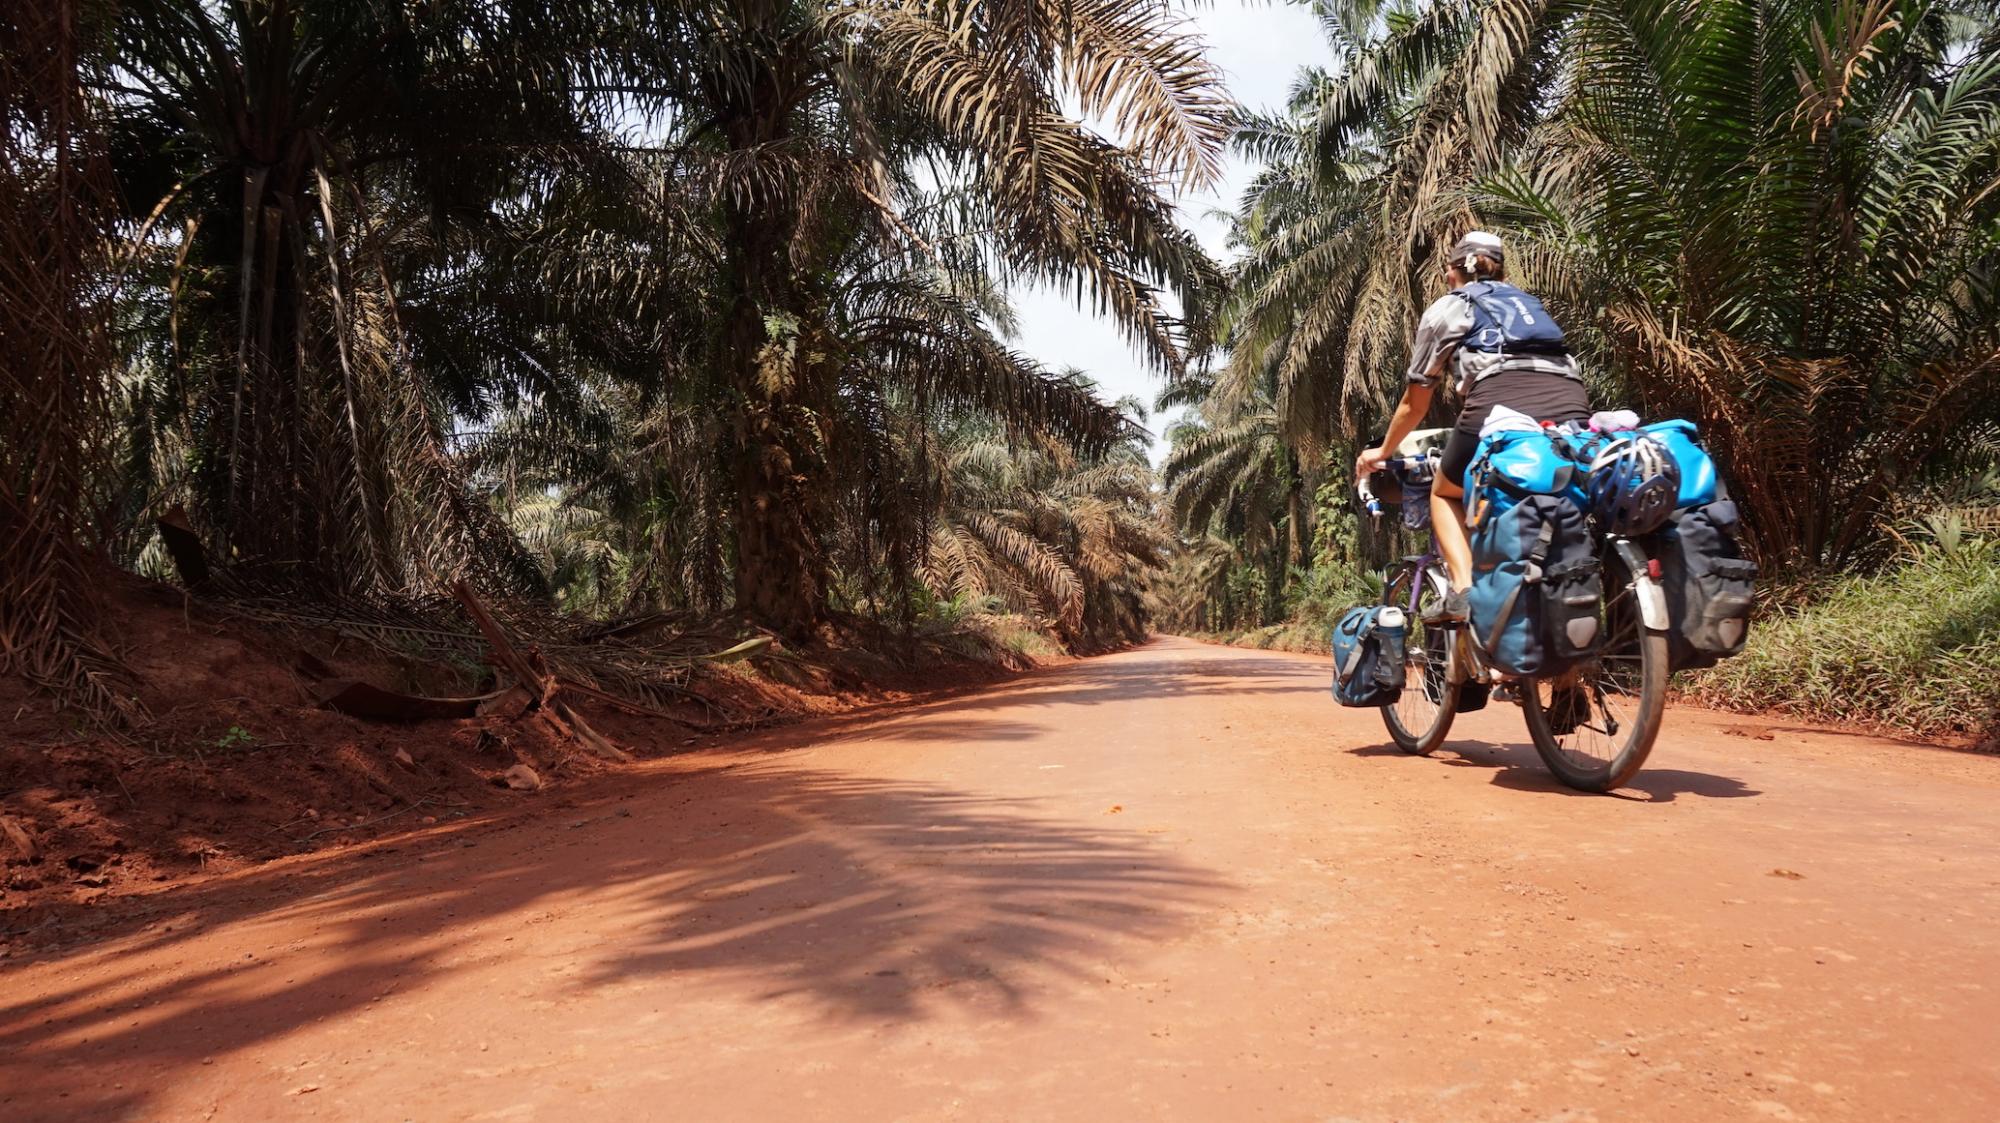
[1437,371,1591,492]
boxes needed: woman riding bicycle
[1354,231,1588,624]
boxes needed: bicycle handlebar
[1356,453,1440,517]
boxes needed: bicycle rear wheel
[1521,549,1668,791]
[1381,562,1459,755]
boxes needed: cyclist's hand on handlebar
[1355,446,1388,480]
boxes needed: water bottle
[1374,606,1408,690]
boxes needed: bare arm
[1356,380,1437,479]
[1356,292,1469,477]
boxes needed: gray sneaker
[1422,587,1470,627]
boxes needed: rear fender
[1611,538,1670,631]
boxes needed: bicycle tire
[1381,562,1460,755]
[1520,551,1669,791]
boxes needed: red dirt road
[5,637,1999,1121]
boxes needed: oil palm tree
[624,0,1232,634]
[924,409,1167,650]
[1,0,139,719]
[1479,0,2000,567]
[1161,368,1317,629]
[98,0,630,594]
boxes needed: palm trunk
[721,197,828,637]
[712,19,832,638]
[209,157,323,581]
[730,392,826,633]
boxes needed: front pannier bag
[1330,605,1406,707]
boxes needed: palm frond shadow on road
[0,763,1232,1119]
[807,654,1327,728]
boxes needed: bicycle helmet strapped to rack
[1585,433,1681,535]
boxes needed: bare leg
[1430,477,1473,592]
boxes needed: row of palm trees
[10,1,1997,703]
[1164,0,2000,630]
[5,0,1232,710]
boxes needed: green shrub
[1686,531,2000,739]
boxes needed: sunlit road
[5,637,1998,1120]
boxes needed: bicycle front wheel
[1521,549,1668,791]
[1381,562,1459,755]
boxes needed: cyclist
[1354,231,1588,623]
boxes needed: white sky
[1009,1,1330,462]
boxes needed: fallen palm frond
[209,589,769,719]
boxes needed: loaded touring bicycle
[1335,421,1756,792]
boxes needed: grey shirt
[1405,291,1582,395]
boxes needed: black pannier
[1652,499,1757,670]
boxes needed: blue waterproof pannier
[1465,431,1603,678]
[1330,605,1406,707]
[1638,420,1719,510]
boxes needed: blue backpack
[1454,281,1570,357]
[1464,431,1603,678]
[1330,605,1407,707]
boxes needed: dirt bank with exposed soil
[1,575,1033,921]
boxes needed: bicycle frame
[1394,549,1492,689]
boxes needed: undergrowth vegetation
[1687,523,2000,740]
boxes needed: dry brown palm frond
[0,0,144,724]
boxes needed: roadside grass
[1193,622,1332,654]
[1685,529,2000,742]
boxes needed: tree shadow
[0,762,1230,1120]
[884,653,1327,718]
[716,648,1329,759]
[1350,738,1762,802]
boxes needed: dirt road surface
[5,637,1998,1121]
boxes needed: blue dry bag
[1461,428,1581,515]
[1639,420,1719,510]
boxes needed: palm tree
[1,0,139,720]
[924,408,1167,650]
[624,0,1233,634]
[465,193,1172,644]
[1147,536,1246,634]
[1161,369,1319,628]
[1479,0,2000,567]
[98,0,629,594]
